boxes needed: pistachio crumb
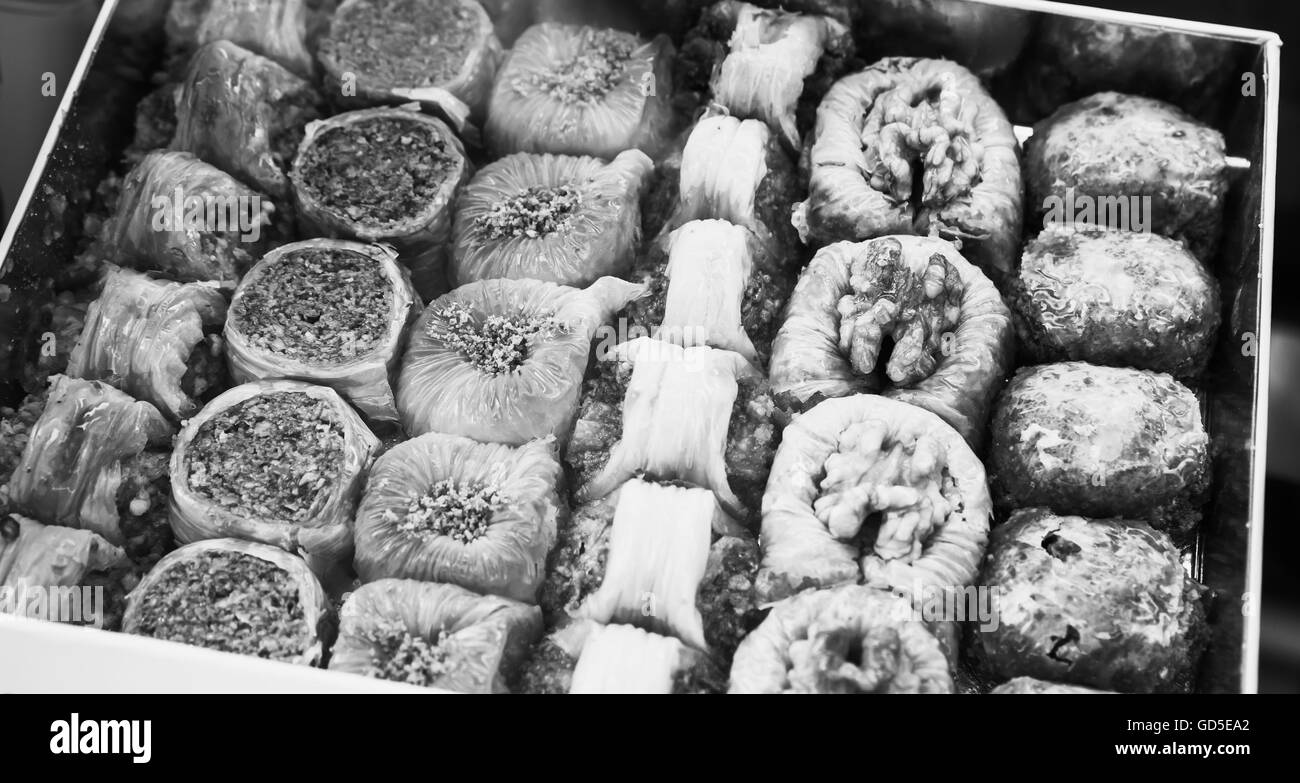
[428,300,567,374]
[395,479,504,545]
[517,29,637,104]
[476,184,583,239]
[363,619,455,687]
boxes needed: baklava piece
[769,235,1013,447]
[330,579,543,692]
[794,57,1022,281]
[451,150,652,288]
[169,381,379,572]
[123,538,331,665]
[486,23,674,159]
[225,240,418,422]
[988,362,1210,535]
[972,509,1207,693]
[67,266,228,421]
[756,394,991,604]
[397,276,642,445]
[353,433,563,603]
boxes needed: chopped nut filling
[836,238,963,384]
[361,619,462,686]
[234,248,393,364]
[185,392,345,523]
[132,550,308,660]
[813,419,960,564]
[516,29,637,104]
[295,116,455,227]
[324,0,480,86]
[363,619,455,687]
[392,479,504,545]
[862,75,984,207]
[789,623,922,693]
[428,300,567,375]
[475,184,584,239]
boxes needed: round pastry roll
[988,362,1210,534]
[756,395,991,604]
[329,579,543,693]
[352,433,563,603]
[972,509,1207,693]
[538,478,761,658]
[290,107,470,300]
[769,235,1013,448]
[513,619,728,694]
[794,58,1022,281]
[123,538,331,666]
[729,584,957,694]
[317,0,501,122]
[485,23,674,159]
[1010,224,1220,380]
[1025,92,1228,264]
[991,677,1112,694]
[224,240,419,423]
[450,150,652,288]
[396,276,642,445]
[169,381,380,572]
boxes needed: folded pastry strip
[5,376,174,546]
[67,266,228,422]
[224,240,419,423]
[757,394,990,603]
[514,619,728,694]
[679,0,852,149]
[451,150,652,288]
[625,218,792,366]
[540,478,760,657]
[794,57,1022,281]
[353,433,563,603]
[171,40,320,198]
[570,337,777,520]
[100,150,276,283]
[486,23,674,159]
[290,106,470,301]
[665,111,802,260]
[729,584,956,693]
[397,276,642,445]
[169,380,379,572]
[123,538,331,666]
[318,0,502,124]
[329,579,543,693]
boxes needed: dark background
[0,0,1296,691]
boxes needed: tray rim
[0,0,1281,694]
